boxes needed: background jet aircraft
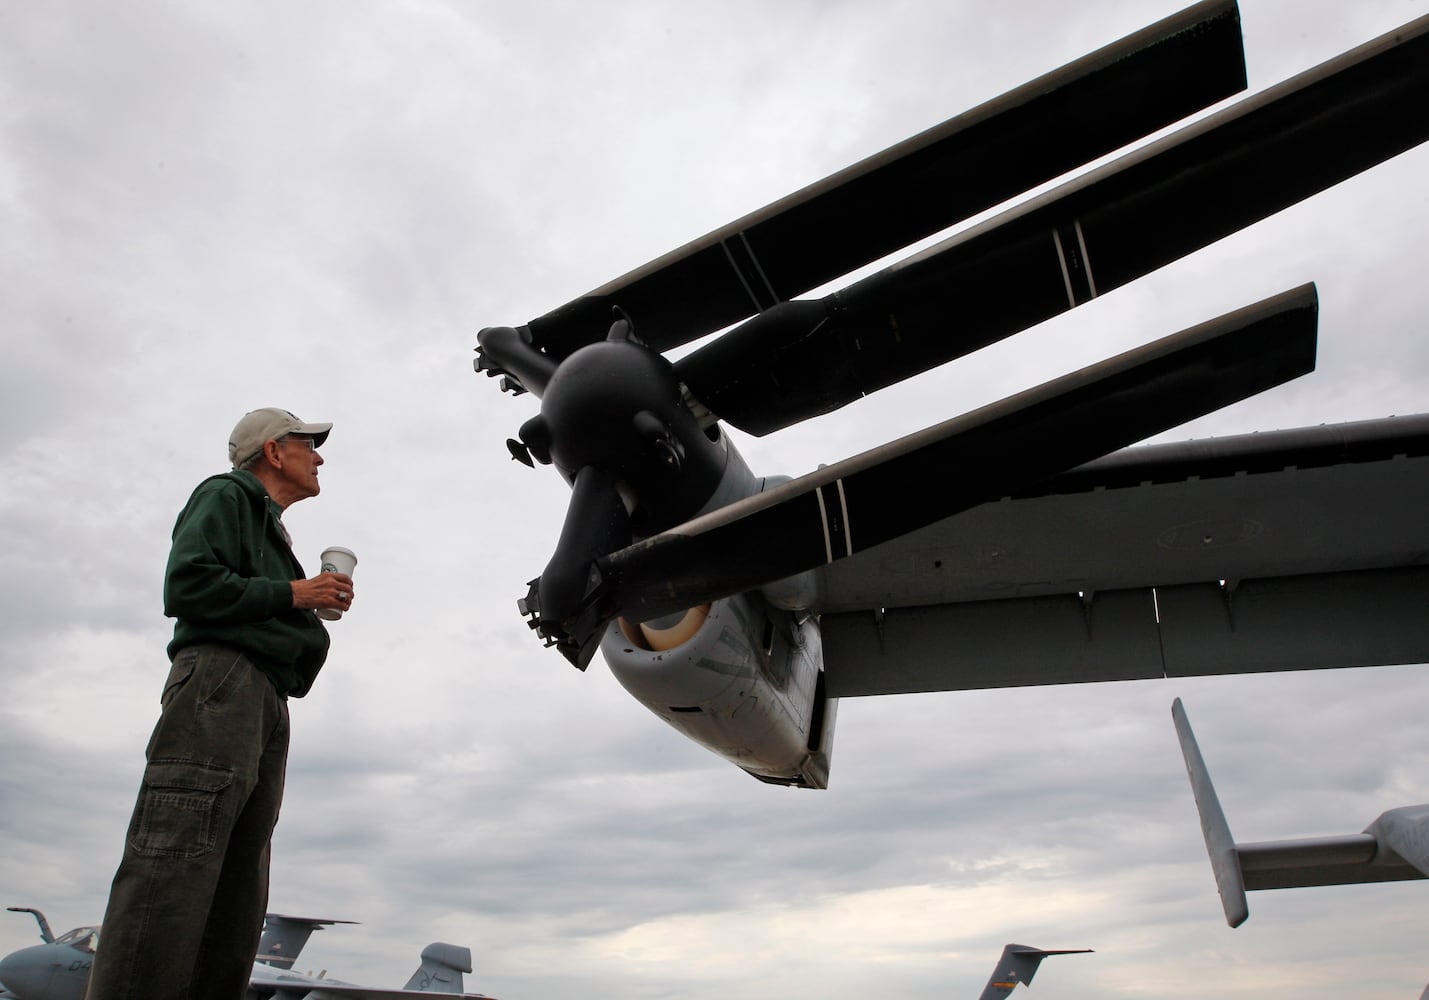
[474,0,1429,787]
[0,907,1083,1000]
[0,909,494,1000]
[0,911,93,1000]
[977,944,1091,999]
[1172,699,1429,927]
[255,913,358,969]
[247,941,492,1000]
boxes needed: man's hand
[291,571,355,613]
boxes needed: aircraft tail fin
[1171,698,1250,927]
[402,942,473,993]
[256,913,358,968]
[977,944,1092,999]
[1173,699,1429,928]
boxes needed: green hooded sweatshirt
[164,469,330,697]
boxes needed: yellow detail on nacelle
[617,604,711,651]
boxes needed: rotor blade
[680,12,1428,435]
[585,285,1316,634]
[517,0,1246,360]
[536,465,633,629]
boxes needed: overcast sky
[2,1,1427,998]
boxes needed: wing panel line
[739,231,780,307]
[1052,227,1077,308]
[1075,218,1098,297]
[719,233,781,313]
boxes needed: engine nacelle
[600,593,838,788]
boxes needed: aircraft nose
[0,945,51,997]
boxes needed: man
[87,408,355,1000]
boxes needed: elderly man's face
[275,434,323,500]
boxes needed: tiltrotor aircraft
[474,1,1429,787]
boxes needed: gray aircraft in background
[1,913,1083,1000]
[0,909,494,1000]
[976,945,1090,999]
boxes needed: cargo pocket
[128,758,234,859]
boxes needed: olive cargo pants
[87,645,289,1000]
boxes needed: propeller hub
[541,339,684,474]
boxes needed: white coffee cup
[317,546,357,621]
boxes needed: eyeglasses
[278,436,318,452]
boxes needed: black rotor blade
[520,0,1246,360]
[537,465,632,629]
[584,285,1317,636]
[680,13,1428,436]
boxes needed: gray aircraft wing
[251,962,495,1000]
[249,940,494,1000]
[820,413,1429,696]
[258,986,494,1000]
[1172,698,1429,927]
[288,989,494,1000]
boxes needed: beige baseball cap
[229,407,333,468]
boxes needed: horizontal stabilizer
[1173,699,1429,927]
